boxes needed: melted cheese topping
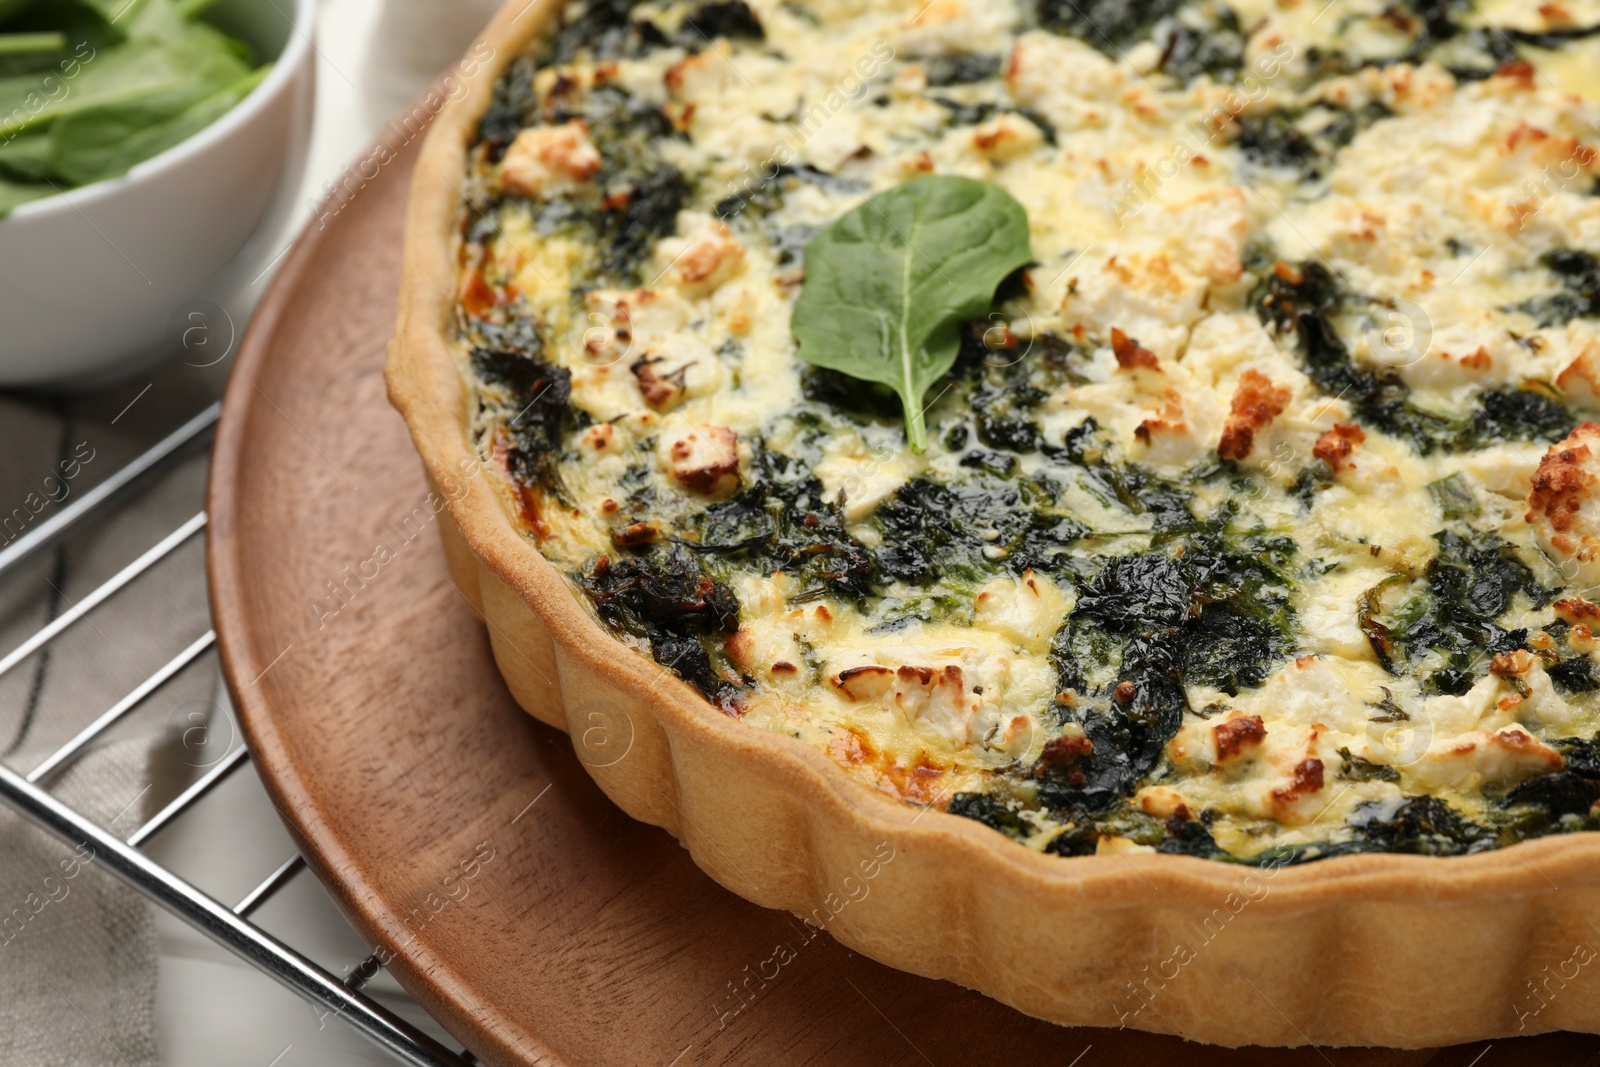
[454,0,1600,861]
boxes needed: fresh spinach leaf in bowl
[0,0,270,215]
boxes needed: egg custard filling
[452,0,1600,862]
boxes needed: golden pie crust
[387,0,1600,1046]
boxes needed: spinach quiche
[390,0,1600,1044]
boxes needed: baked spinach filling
[1234,102,1393,183]
[548,0,667,63]
[921,52,1002,87]
[472,30,693,286]
[581,543,747,709]
[1359,529,1555,694]
[685,446,878,603]
[455,0,1600,862]
[1033,0,1247,83]
[469,349,577,502]
[1515,249,1600,329]
[1032,528,1297,828]
[1034,0,1186,51]
[1256,260,1579,455]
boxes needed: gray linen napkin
[0,737,162,1067]
[0,366,220,1067]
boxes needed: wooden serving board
[207,118,1597,1067]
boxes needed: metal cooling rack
[0,404,479,1067]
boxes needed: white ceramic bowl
[0,0,316,388]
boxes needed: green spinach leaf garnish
[791,176,1032,452]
